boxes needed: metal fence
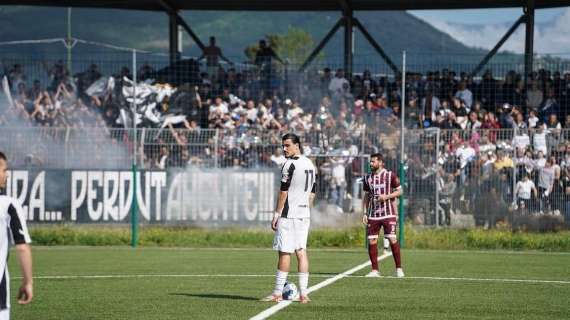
[2,50,570,229]
[1,126,569,229]
[431,128,569,230]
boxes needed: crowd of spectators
[406,126,570,227]
[2,50,570,224]
[4,56,570,134]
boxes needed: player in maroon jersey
[362,153,404,277]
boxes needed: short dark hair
[0,151,6,161]
[370,153,383,162]
[282,133,302,151]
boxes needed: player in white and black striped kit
[262,133,316,304]
[0,152,33,320]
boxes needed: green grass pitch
[9,247,570,319]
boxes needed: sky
[408,7,570,55]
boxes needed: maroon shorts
[367,217,397,239]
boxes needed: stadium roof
[2,0,570,11]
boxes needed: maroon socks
[368,242,379,271]
[390,241,402,268]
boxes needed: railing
[2,49,570,229]
[0,126,569,229]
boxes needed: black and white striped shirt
[0,196,32,310]
[280,156,317,219]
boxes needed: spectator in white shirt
[512,129,530,151]
[466,111,481,131]
[455,141,476,185]
[329,157,348,211]
[286,102,304,121]
[270,149,286,167]
[455,81,473,109]
[513,112,527,132]
[535,150,546,170]
[328,69,349,97]
[478,134,497,155]
[526,81,543,111]
[521,149,536,176]
[515,173,537,213]
[533,124,548,155]
[538,158,555,213]
[527,109,539,128]
[245,99,258,123]
[209,96,229,115]
[456,141,476,169]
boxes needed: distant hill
[0,6,487,69]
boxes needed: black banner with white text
[5,169,277,225]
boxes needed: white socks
[384,238,390,250]
[273,270,288,295]
[272,270,309,296]
[298,272,309,296]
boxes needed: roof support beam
[343,6,354,77]
[156,0,206,63]
[524,0,535,87]
[353,18,399,74]
[175,16,206,51]
[168,13,180,64]
[337,0,351,13]
[299,17,344,72]
[470,14,526,77]
[1,1,569,11]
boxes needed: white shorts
[272,218,310,253]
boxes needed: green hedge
[405,227,570,251]
[29,225,570,251]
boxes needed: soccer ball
[282,281,299,300]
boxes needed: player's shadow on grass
[311,272,340,276]
[170,293,259,301]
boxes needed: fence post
[140,128,146,167]
[64,127,70,168]
[360,129,367,246]
[284,61,289,97]
[398,50,406,247]
[435,128,441,227]
[66,7,72,73]
[214,129,220,168]
[131,49,139,248]
[360,125,366,156]
[364,154,371,250]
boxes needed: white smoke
[0,76,131,170]
[417,8,570,54]
[310,204,361,228]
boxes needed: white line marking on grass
[403,249,570,256]
[379,275,570,285]
[29,246,366,253]
[248,252,392,320]
[25,274,354,280]
[21,274,570,285]
[28,246,570,255]
[21,273,570,285]
[24,274,335,280]
[27,274,274,280]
